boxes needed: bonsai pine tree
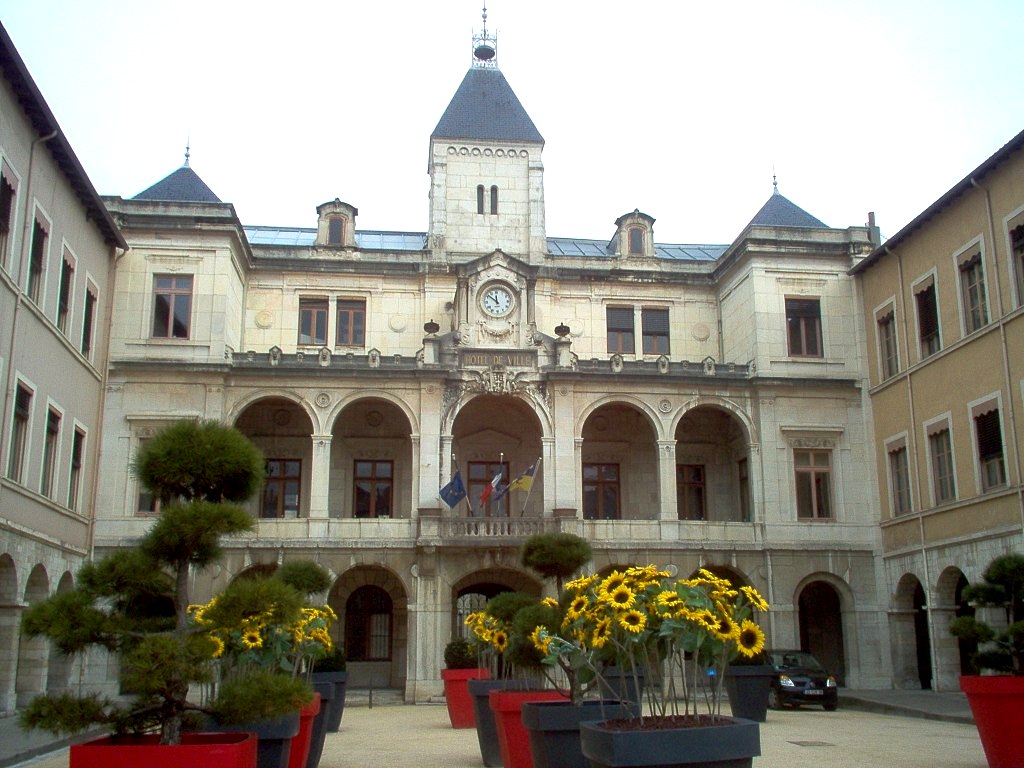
[19,419,312,744]
[950,552,1024,675]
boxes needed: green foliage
[273,561,332,596]
[443,638,478,669]
[142,501,254,570]
[950,553,1024,675]
[208,669,313,726]
[134,419,265,503]
[486,591,537,623]
[21,591,120,655]
[313,645,347,672]
[520,533,592,585]
[19,692,113,736]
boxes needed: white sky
[2,0,1022,245]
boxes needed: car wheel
[824,703,838,712]
[767,689,781,710]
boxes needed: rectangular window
[641,307,670,355]
[929,427,956,504]
[328,217,343,245]
[677,464,705,520]
[738,458,751,522]
[606,307,635,354]
[40,407,61,498]
[794,449,831,519]
[299,298,329,345]
[974,409,1006,491]
[628,228,643,255]
[68,428,85,511]
[959,253,988,333]
[336,299,366,346]
[887,444,911,516]
[786,298,822,357]
[583,463,620,520]
[57,250,74,334]
[353,460,393,518]
[490,185,499,215]
[262,459,301,518]
[152,274,193,338]
[877,309,898,379]
[7,384,32,482]
[27,217,47,304]
[915,281,940,358]
[0,167,15,268]
[468,461,509,516]
[1012,224,1024,307]
[81,284,97,357]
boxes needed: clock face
[481,285,514,317]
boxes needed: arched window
[345,585,392,661]
[476,185,485,214]
[328,217,344,246]
[490,185,499,215]
[628,227,644,255]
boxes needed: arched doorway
[913,581,933,689]
[892,573,932,689]
[797,580,846,684]
[581,403,657,520]
[451,567,541,640]
[330,566,407,690]
[0,554,18,710]
[46,572,76,694]
[451,394,543,517]
[331,397,413,519]
[16,564,49,706]
[235,397,314,518]
[674,407,751,521]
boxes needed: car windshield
[769,651,825,671]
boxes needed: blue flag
[439,469,467,508]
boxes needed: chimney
[866,212,882,248]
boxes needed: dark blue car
[766,650,839,711]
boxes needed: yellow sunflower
[740,585,769,612]
[710,613,739,642]
[241,628,263,649]
[619,609,647,634]
[567,595,590,620]
[591,617,613,648]
[736,619,766,658]
[604,585,636,610]
[208,634,225,658]
[493,630,509,653]
[599,571,627,596]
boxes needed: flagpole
[520,457,542,516]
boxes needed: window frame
[27,211,49,305]
[912,273,941,359]
[885,435,911,517]
[40,404,63,499]
[628,227,644,256]
[0,160,19,271]
[606,306,635,355]
[468,460,509,516]
[68,426,86,512]
[794,449,832,519]
[641,307,670,355]
[924,416,956,506]
[151,274,193,339]
[336,299,366,347]
[345,585,393,662]
[81,279,98,359]
[262,458,302,518]
[7,380,34,483]
[1003,205,1024,308]
[490,185,499,215]
[298,297,329,346]
[954,241,989,336]
[476,184,485,215]
[969,396,1006,493]
[582,462,620,520]
[56,246,76,335]
[875,301,899,380]
[353,459,394,518]
[677,463,706,520]
[785,297,823,358]
[327,217,344,246]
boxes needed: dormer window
[628,227,643,255]
[328,217,344,246]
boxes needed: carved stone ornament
[315,393,331,408]
[702,356,716,376]
[318,347,331,367]
[657,355,670,374]
[659,399,672,413]
[610,354,624,373]
[368,348,381,368]
[269,346,282,366]
[789,437,836,449]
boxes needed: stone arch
[16,564,50,706]
[794,575,848,685]
[450,567,543,639]
[443,386,554,438]
[228,389,319,432]
[331,395,415,519]
[46,572,76,694]
[673,396,759,446]
[0,554,18,710]
[234,396,316,519]
[575,395,664,441]
[674,405,753,522]
[327,389,419,437]
[891,572,931,690]
[330,565,408,691]
[933,565,973,690]
[580,401,660,520]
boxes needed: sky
[1,0,1022,245]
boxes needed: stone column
[540,437,555,517]
[308,434,332,518]
[657,440,677,521]
[0,605,21,711]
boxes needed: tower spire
[472,2,497,67]
[184,138,191,168]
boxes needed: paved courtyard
[12,700,988,768]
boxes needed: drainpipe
[0,129,57,483]
[970,177,1023,544]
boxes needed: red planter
[443,667,490,728]
[490,689,567,768]
[287,692,321,768]
[961,675,1024,768]
[71,732,257,768]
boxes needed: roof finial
[772,168,779,195]
[472,1,497,67]
[184,138,191,168]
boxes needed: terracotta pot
[286,692,321,768]
[961,675,1024,768]
[70,732,257,768]
[442,667,490,728]
[490,689,567,768]
[580,715,760,768]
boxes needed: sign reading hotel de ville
[459,350,537,369]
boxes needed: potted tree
[442,637,489,728]
[949,552,1024,768]
[18,420,312,768]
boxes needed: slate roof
[546,237,725,262]
[432,67,543,144]
[133,166,222,203]
[747,190,827,229]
